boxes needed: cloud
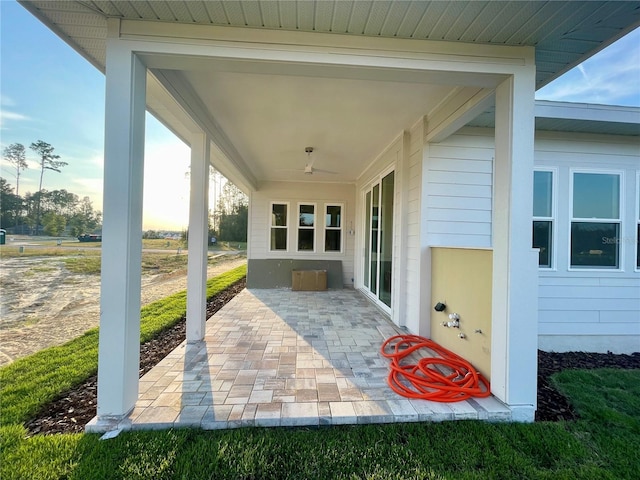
[0,110,31,128]
[537,28,640,106]
[0,94,16,107]
[0,95,31,128]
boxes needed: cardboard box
[292,270,327,291]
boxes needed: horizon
[1,1,638,230]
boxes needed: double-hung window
[297,203,316,252]
[324,204,343,252]
[270,202,288,251]
[532,170,554,268]
[570,171,622,269]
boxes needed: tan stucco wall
[430,247,492,380]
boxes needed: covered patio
[88,288,510,432]
[21,1,640,430]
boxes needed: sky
[1,1,639,230]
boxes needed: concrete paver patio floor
[114,289,511,430]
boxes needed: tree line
[210,177,248,243]
[179,173,248,244]
[1,141,101,236]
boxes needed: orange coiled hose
[381,334,491,402]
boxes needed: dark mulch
[535,349,640,421]
[24,279,246,436]
[24,287,639,434]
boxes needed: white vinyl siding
[534,132,639,352]
[425,130,494,248]
[425,128,639,352]
[404,122,423,333]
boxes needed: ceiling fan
[301,147,337,175]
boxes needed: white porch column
[186,132,210,342]
[491,71,539,422]
[95,28,147,427]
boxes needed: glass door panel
[362,171,394,309]
[379,171,394,307]
[364,191,371,289]
[370,184,379,294]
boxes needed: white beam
[186,132,210,343]
[491,71,539,423]
[426,87,495,143]
[95,26,146,427]
[151,69,258,192]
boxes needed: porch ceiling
[19,1,640,189]
[20,1,640,88]
[177,66,452,183]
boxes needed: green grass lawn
[2,367,639,480]
[1,266,638,479]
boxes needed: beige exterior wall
[430,247,493,380]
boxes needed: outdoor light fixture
[434,302,446,312]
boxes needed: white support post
[418,119,433,338]
[491,71,539,422]
[93,23,146,430]
[186,132,210,343]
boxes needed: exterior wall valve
[441,313,460,328]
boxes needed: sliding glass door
[363,170,394,308]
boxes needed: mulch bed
[24,286,639,434]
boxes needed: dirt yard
[0,253,247,366]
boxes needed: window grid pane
[298,229,314,251]
[571,222,619,268]
[272,204,287,226]
[325,230,341,252]
[533,171,553,217]
[299,204,315,227]
[270,228,287,251]
[573,172,620,219]
[533,221,552,268]
[326,205,341,228]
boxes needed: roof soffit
[19,1,640,88]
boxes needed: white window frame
[533,167,557,270]
[296,202,316,253]
[324,203,344,253]
[568,169,624,271]
[269,201,289,252]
